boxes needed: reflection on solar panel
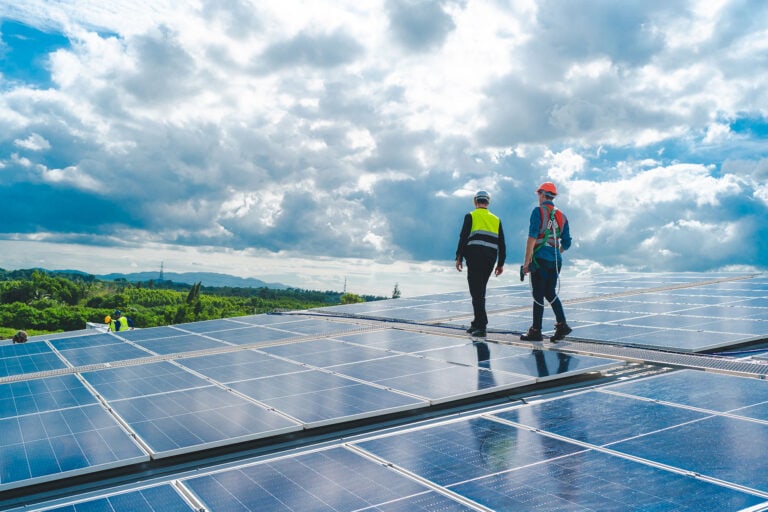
[0,343,67,378]
[0,373,147,490]
[3,272,768,511]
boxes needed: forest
[0,268,387,339]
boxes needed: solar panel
[227,369,425,426]
[0,395,147,490]
[130,333,229,355]
[5,272,768,510]
[329,355,534,404]
[0,343,67,378]
[0,374,98,418]
[202,325,295,345]
[80,361,211,400]
[258,338,394,366]
[178,350,308,383]
[182,447,476,511]
[103,385,300,457]
[38,484,194,512]
[54,342,152,366]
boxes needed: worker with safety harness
[456,190,506,338]
[521,182,572,342]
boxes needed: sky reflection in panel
[228,369,424,425]
[183,446,475,512]
[0,343,66,378]
[0,374,144,490]
[38,485,194,512]
[178,350,307,383]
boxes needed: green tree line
[0,269,385,339]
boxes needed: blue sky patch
[1,20,70,88]
[730,115,768,138]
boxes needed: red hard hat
[537,182,557,196]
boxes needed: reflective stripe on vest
[467,208,501,250]
[534,204,564,251]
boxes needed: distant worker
[12,330,28,343]
[108,310,134,332]
[456,190,506,338]
[521,182,572,342]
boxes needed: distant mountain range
[61,270,290,289]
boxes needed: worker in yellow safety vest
[455,190,506,338]
[108,310,134,332]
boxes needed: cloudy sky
[1,0,767,297]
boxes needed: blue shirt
[528,201,571,262]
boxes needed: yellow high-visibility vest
[467,208,501,250]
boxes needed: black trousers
[465,246,497,329]
[530,258,566,329]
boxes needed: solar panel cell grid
[4,272,768,510]
[0,375,97,418]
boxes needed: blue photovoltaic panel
[105,385,300,456]
[81,362,210,400]
[682,304,768,319]
[228,370,425,424]
[611,415,768,492]
[183,447,469,512]
[328,353,459,381]
[449,450,766,511]
[330,355,533,402]
[174,318,252,334]
[133,333,228,355]
[263,318,362,336]
[568,323,653,341]
[225,313,312,325]
[604,369,768,413]
[0,403,147,490]
[113,326,187,342]
[356,418,585,486]
[49,333,117,350]
[38,485,194,512]
[495,390,710,446]
[4,272,767,510]
[355,413,768,510]
[419,343,621,381]
[0,374,98,419]
[339,330,467,353]
[204,325,305,345]
[378,364,531,403]
[259,338,392,367]
[0,342,67,378]
[613,313,711,329]
[623,328,749,352]
[699,317,768,336]
[178,350,307,383]
[55,342,152,367]
[561,308,637,323]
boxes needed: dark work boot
[520,327,542,341]
[550,322,572,342]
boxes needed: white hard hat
[474,190,490,202]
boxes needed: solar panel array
[28,369,768,511]
[2,271,768,511]
[330,272,768,352]
[0,306,619,494]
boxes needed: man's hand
[455,258,463,272]
[494,265,504,277]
